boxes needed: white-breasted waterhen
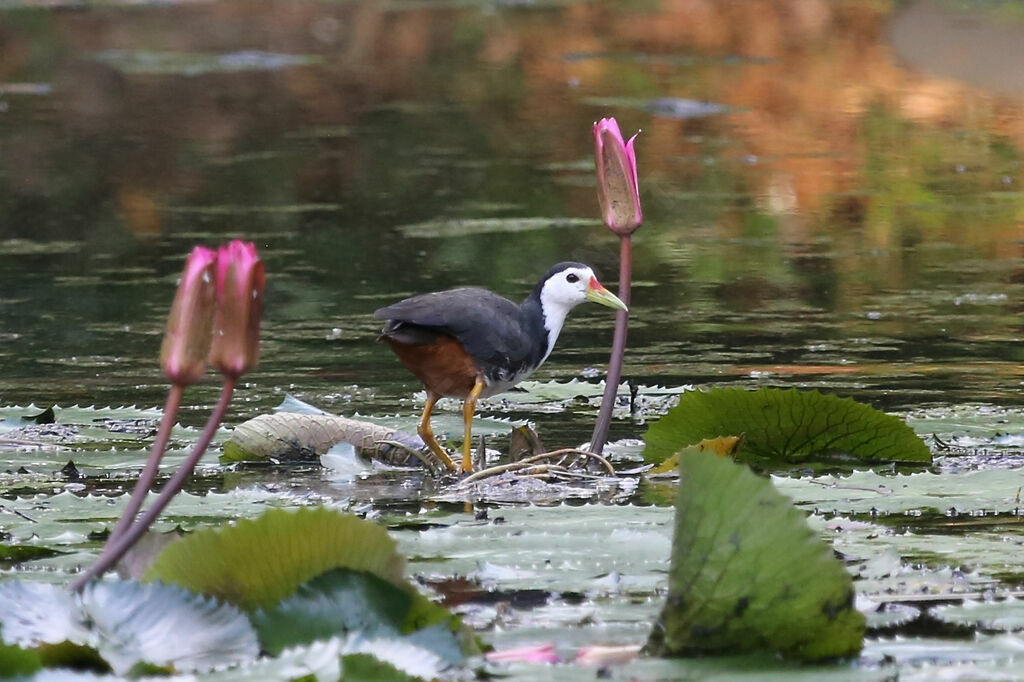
[375,262,627,473]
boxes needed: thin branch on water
[459,447,617,484]
[516,448,617,475]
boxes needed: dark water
[3,0,1024,452]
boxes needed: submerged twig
[517,448,617,475]
[459,447,617,485]
[459,461,532,484]
[0,504,38,523]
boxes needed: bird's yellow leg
[461,378,486,473]
[418,392,457,472]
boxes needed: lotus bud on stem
[208,240,265,380]
[105,246,217,548]
[589,117,642,456]
[71,241,264,591]
[160,246,220,386]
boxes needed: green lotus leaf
[647,450,865,660]
[251,568,411,656]
[144,507,406,611]
[0,639,42,678]
[643,387,931,465]
[0,579,258,675]
[251,568,466,663]
[197,638,341,682]
[0,581,87,646]
[341,652,424,682]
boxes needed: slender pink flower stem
[590,235,632,455]
[105,384,184,545]
[71,378,236,592]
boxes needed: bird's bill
[585,277,628,311]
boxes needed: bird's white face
[539,265,597,310]
[536,265,627,364]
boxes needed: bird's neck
[522,289,570,367]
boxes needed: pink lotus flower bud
[160,246,218,385]
[593,117,643,235]
[208,240,265,379]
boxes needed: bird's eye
[566,273,580,283]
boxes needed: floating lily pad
[930,599,1024,632]
[400,502,673,631]
[0,403,162,434]
[643,387,931,465]
[773,467,1024,516]
[857,596,922,630]
[906,404,1024,448]
[861,633,1024,668]
[0,404,223,469]
[0,488,313,578]
[490,379,686,405]
[486,654,893,682]
[647,450,865,660]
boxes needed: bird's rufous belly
[383,335,480,398]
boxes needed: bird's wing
[375,288,534,370]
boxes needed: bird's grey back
[375,287,541,375]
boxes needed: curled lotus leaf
[647,450,865,661]
[643,387,931,466]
